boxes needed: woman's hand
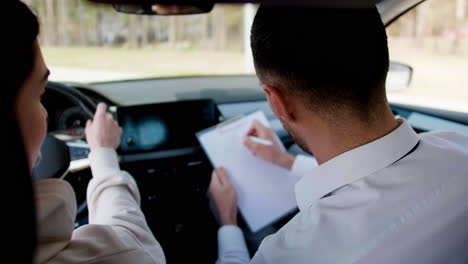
[243,120,295,170]
[85,103,122,151]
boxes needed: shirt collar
[295,119,420,211]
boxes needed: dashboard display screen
[117,100,222,154]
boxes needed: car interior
[31,0,468,263]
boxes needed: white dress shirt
[216,119,468,264]
[34,148,166,264]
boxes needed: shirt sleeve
[216,225,251,264]
[290,154,318,179]
[87,147,166,263]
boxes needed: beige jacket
[34,148,166,264]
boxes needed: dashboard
[40,79,468,263]
[117,100,222,154]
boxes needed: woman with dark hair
[3,1,166,263]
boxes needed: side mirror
[112,3,214,15]
[386,61,413,92]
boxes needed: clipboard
[196,110,298,233]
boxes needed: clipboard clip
[216,109,261,130]
[216,114,246,129]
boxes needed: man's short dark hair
[251,6,389,121]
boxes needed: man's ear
[262,84,295,122]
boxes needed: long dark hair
[2,1,40,262]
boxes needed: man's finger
[249,120,271,138]
[86,120,92,127]
[244,136,260,155]
[246,120,263,136]
[243,136,252,148]
[216,167,227,185]
[210,169,220,188]
[246,128,257,137]
[95,103,107,117]
[252,120,266,130]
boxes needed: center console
[116,99,224,262]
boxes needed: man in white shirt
[208,5,468,264]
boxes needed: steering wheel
[32,81,97,217]
[47,81,97,120]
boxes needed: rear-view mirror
[112,3,215,15]
[386,61,413,92]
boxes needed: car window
[386,0,468,113]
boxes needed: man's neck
[305,107,400,165]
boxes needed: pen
[249,136,274,146]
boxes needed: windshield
[38,3,251,83]
[32,1,468,113]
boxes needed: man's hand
[243,120,295,170]
[85,103,123,152]
[209,167,238,226]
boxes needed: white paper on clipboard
[196,110,298,232]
